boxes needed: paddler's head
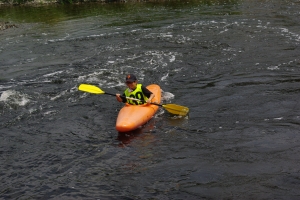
[125,74,138,90]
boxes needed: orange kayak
[116,84,161,132]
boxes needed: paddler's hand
[116,94,123,102]
[146,99,152,104]
[146,94,155,105]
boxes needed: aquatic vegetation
[0,0,240,5]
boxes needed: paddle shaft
[104,92,162,107]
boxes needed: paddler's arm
[146,93,155,104]
[141,86,155,104]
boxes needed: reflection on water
[117,117,157,146]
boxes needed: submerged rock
[0,21,18,31]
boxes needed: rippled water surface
[1,0,300,199]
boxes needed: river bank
[0,0,58,5]
[1,0,236,25]
[1,0,153,6]
[0,0,216,6]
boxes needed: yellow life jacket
[124,84,148,105]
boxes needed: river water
[1,0,300,199]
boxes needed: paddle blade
[162,104,189,116]
[78,84,105,94]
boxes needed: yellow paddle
[78,84,189,116]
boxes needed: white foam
[44,110,57,116]
[161,73,169,81]
[0,85,13,90]
[50,86,77,101]
[0,90,30,106]
[162,91,175,101]
[155,107,165,117]
[279,27,300,42]
[274,117,283,121]
[43,70,64,77]
[169,55,176,62]
[77,71,104,82]
[0,90,12,101]
[267,66,279,70]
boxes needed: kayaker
[116,74,155,105]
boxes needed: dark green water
[1,0,300,199]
